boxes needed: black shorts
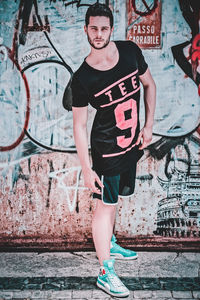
[93,163,137,205]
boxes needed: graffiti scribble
[49,167,87,212]
[0,0,74,152]
[25,15,50,33]
[0,44,8,62]
[63,0,111,8]
[64,0,97,7]
[172,0,200,95]
[131,0,158,16]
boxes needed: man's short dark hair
[85,2,113,28]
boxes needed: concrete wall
[0,0,199,250]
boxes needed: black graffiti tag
[63,0,100,7]
[131,0,158,16]
[171,1,200,95]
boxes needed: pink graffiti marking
[0,51,30,152]
[191,33,200,95]
[0,0,31,152]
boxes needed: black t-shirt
[72,41,148,176]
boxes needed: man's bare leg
[92,199,117,265]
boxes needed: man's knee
[96,199,117,212]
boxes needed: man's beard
[87,34,111,50]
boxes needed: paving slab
[0,251,199,299]
[0,252,200,278]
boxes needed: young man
[72,3,156,298]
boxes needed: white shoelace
[107,270,125,289]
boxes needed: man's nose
[97,29,102,38]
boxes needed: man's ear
[84,25,87,34]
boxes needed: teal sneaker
[97,259,130,298]
[110,235,138,260]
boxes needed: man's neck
[86,41,119,71]
[89,41,113,59]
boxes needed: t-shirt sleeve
[127,41,148,75]
[135,44,148,75]
[71,74,89,107]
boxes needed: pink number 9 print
[114,98,137,148]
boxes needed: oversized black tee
[72,41,148,176]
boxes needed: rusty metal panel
[126,0,162,49]
[0,0,200,251]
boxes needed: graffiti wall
[0,0,199,250]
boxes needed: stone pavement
[0,251,199,299]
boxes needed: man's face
[85,16,113,50]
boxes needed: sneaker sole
[110,253,138,260]
[97,281,130,298]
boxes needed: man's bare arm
[136,68,156,150]
[72,106,103,193]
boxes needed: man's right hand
[82,168,104,194]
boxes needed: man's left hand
[136,126,153,150]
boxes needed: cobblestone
[193,291,200,299]
[151,290,172,298]
[72,290,92,298]
[92,289,107,298]
[0,277,199,291]
[0,290,200,299]
[0,291,13,299]
[11,291,32,298]
[134,290,153,298]
[172,291,194,298]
